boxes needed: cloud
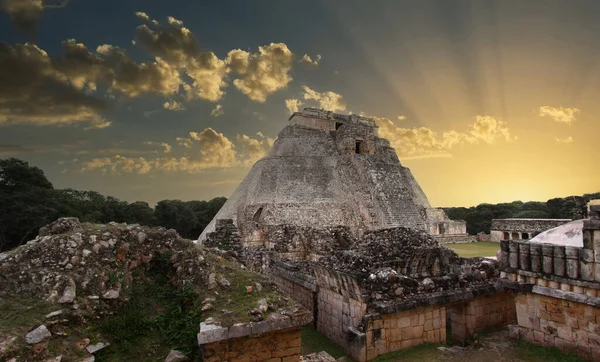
[0,42,109,127]
[285,99,302,114]
[236,132,274,166]
[539,106,580,124]
[375,115,515,159]
[211,104,223,117]
[0,144,33,156]
[1,0,69,40]
[554,136,573,144]
[163,100,184,111]
[187,128,238,168]
[85,120,112,130]
[397,115,407,121]
[176,137,193,149]
[469,115,514,144]
[80,128,276,175]
[300,54,321,67]
[227,43,294,102]
[144,141,172,153]
[80,155,153,175]
[134,16,228,101]
[302,86,346,112]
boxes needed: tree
[0,159,58,251]
[0,158,53,191]
[154,200,198,238]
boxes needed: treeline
[0,158,226,252]
[444,192,600,235]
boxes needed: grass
[201,252,291,324]
[0,298,57,336]
[372,343,443,361]
[300,325,348,359]
[446,242,500,258]
[516,340,588,362]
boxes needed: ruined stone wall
[201,326,302,362]
[313,266,367,350]
[272,274,315,314]
[490,219,571,241]
[432,234,477,244]
[512,293,600,361]
[361,306,447,361]
[448,291,517,345]
[499,209,600,360]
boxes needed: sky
[0,0,598,208]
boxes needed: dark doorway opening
[503,232,510,240]
[253,207,263,222]
[355,140,364,154]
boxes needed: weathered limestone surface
[199,108,465,242]
[512,293,600,361]
[448,291,517,345]
[202,326,302,362]
[362,305,447,361]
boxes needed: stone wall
[270,274,316,315]
[202,326,302,362]
[512,293,600,361]
[499,206,600,360]
[361,305,447,361]
[490,219,571,241]
[432,234,477,244]
[317,288,367,352]
[290,114,336,131]
[448,291,517,345]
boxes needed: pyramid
[199,108,465,242]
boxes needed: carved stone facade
[199,108,466,243]
[490,218,571,242]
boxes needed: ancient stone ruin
[0,218,313,362]
[196,108,600,361]
[498,202,600,360]
[199,108,467,244]
[490,218,571,242]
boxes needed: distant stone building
[199,108,466,243]
[490,218,571,242]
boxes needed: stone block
[557,325,573,342]
[198,323,228,345]
[398,316,411,328]
[228,323,252,339]
[424,319,433,332]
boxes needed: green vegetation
[370,330,588,362]
[0,157,226,252]
[446,242,500,258]
[516,340,587,362]
[96,251,202,361]
[0,298,56,336]
[372,343,443,361]
[300,325,348,359]
[444,193,600,235]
